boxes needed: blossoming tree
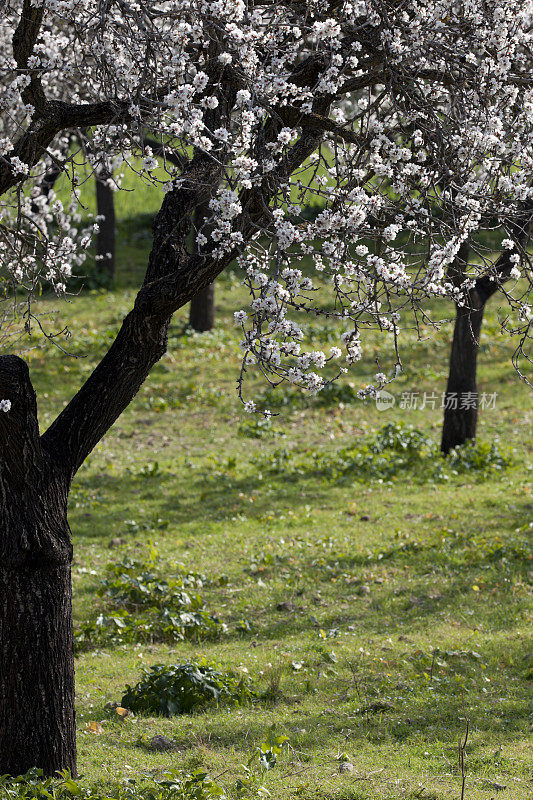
[0,0,532,778]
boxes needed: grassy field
[14,203,533,800]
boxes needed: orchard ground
[19,185,532,800]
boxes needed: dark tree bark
[40,161,62,198]
[143,137,187,170]
[30,135,72,214]
[441,289,485,454]
[0,357,76,777]
[441,243,479,453]
[30,162,61,214]
[95,169,116,283]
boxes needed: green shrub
[75,607,225,650]
[98,555,208,610]
[252,423,510,484]
[369,422,434,456]
[122,661,257,716]
[0,733,291,798]
[74,551,226,651]
[238,416,283,439]
[445,439,509,472]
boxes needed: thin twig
[459,717,469,800]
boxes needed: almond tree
[0,0,532,778]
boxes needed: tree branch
[142,137,188,170]
[40,150,223,476]
[475,203,533,304]
[12,0,46,110]
[0,99,130,195]
[0,2,134,194]
[41,120,326,479]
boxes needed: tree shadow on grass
[70,470,530,656]
[105,634,529,761]
[72,557,528,676]
[216,575,526,646]
[70,450,530,543]
[69,468,334,539]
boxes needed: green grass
[12,213,533,800]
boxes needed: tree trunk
[30,160,62,214]
[39,161,62,199]
[189,282,215,331]
[95,170,115,284]
[0,564,76,777]
[0,356,76,777]
[441,296,485,453]
[441,209,533,453]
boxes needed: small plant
[369,422,434,456]
[138,460,161,477]
[234,728,290,797]
[238,415,283,439]
[446,439,509,473]
[459,718,470,800]
[98,552,208,609]
[261,665,284,703]
[246,551,286,576]
[74,549,226,650]
[121,661,257,716]
[251,423,510,484]
[260,378,361,411]
[0,768,225,799]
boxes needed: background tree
[189,280,216,331]
[31,131,117,286]
[0,0,532,780]
[441,209,532,452]
[189,204,216,331]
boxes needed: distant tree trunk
[189,204,215,331]
[30,161,62,214]
[189,283,215,331]
[40,162,62,198]
[0,357,76,777]
[95,169,116,284]
[441,291,485,453]
[441,207,532,451]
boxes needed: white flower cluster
[0,161,96,295]
[0,0,531,407]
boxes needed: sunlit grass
[16,214,532,800]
